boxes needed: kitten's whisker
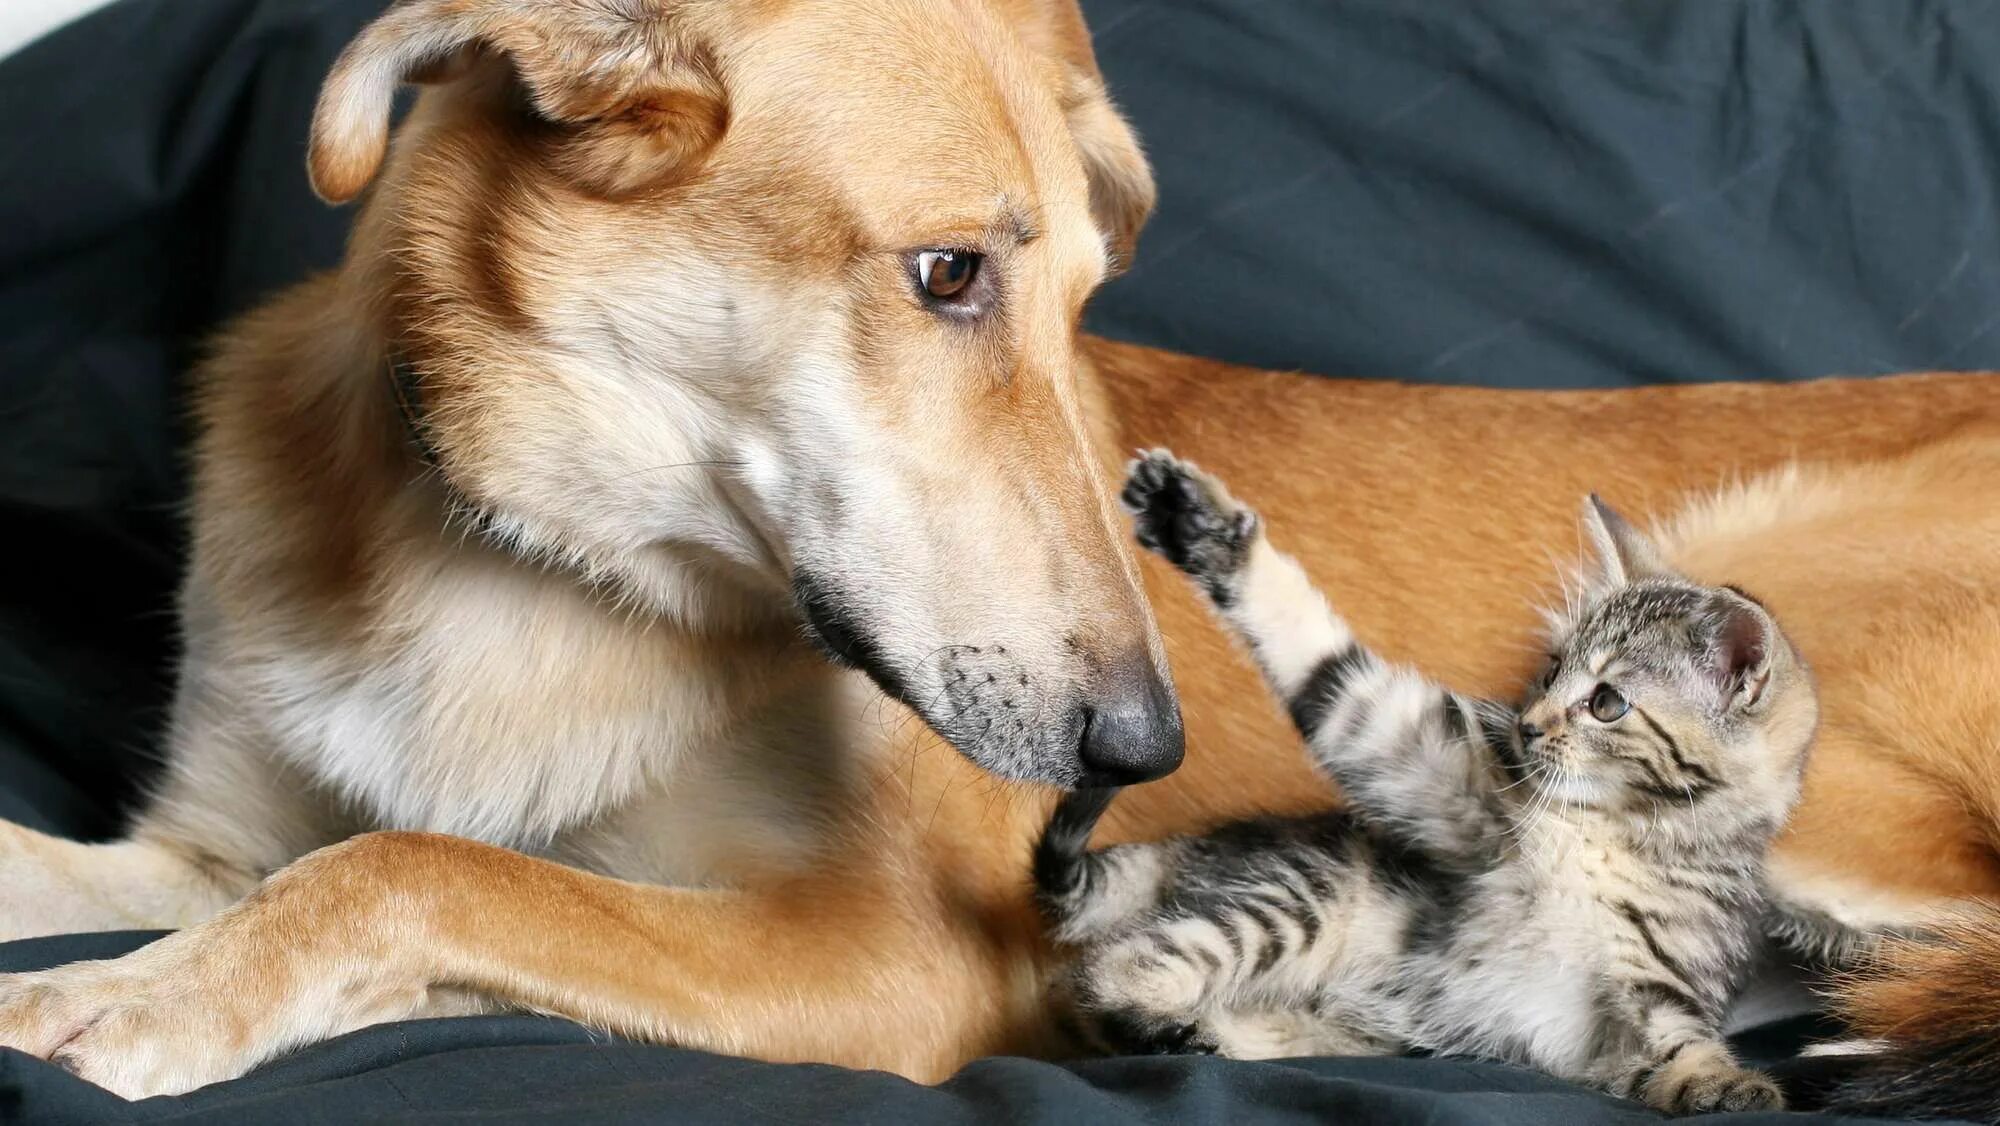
[1509,763,1564,860]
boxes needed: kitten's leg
[1061,915,1242,1055]
[1761,889,1907,968]
[1602,992,1783,1114]
[1122,450,1340,703]
[1044,839,1182,945]
[1619,1039,1783,1115]
[1202,1005,1393,1061]
[1122,451,1513,857]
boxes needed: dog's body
[0,0,1997,1101]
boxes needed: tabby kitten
[1035,451,1819,1115]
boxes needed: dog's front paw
[0,942,255,1098]
[1643,1053,1784,1116]
[0,904,422,1098]
[1120,450,1259,597]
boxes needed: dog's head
[308,0,1178,787]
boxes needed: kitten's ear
[1711,599,1773,709]
[1581,494,1673,587]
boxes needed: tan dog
[0,0,1995,1101]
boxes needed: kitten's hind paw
[1645,1058,1784,1116]
[1093,1010,1220,1057]
[1120,450,1259,598]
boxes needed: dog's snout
[1077,655,1184,786]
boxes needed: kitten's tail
[1822,907,2000,1124]
[1032,786,1120,932]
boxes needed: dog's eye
[915,249,981,301]
[1588,683,1629,723]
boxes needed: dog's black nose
[1077,655,1184,786]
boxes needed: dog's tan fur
[0,0,1997,1100]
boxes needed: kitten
[1034,451,1819,1116]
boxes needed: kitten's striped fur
[1036,451,1819,1115]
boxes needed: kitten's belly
[1412,903,1604,1073]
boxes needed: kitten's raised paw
[1647,1060,1784,1116]
[1120,450,1259,594]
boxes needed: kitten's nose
[1518,702,1563,743]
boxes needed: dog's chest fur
[211,546,853,879]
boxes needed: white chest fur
[1412,844,1637,1072]
[227,548,838,869]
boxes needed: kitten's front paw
[1644,1057,1784,1116]
[1120,450,1259,594]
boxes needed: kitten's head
[1513,496,1818,838]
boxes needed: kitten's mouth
[1507,738,1563,779]
[1535,767,1616,809]
[1513,744,1611,799]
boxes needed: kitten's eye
[914,249,982,302]
[1541,657,1561,688]
[1588,684,1630,723]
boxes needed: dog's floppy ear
[1037,2,1155,275]
[1063,74,1156,276]
[308,0,728,203]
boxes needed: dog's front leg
[0,821,252,941]
[0,830,990,1098]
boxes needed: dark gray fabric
[0,933,1869,1125]
[1087,0,2000,388]
[0,0,382,836]
[0,0,1989,1120]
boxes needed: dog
[0,0,1996,1102]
